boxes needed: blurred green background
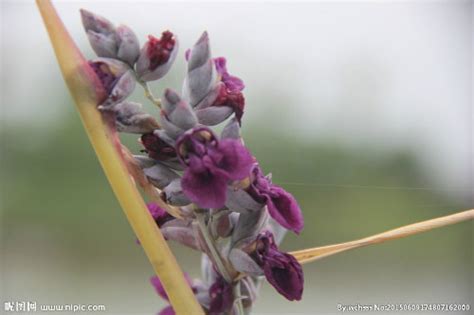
[1,1,472,314]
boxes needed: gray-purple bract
[81,9,305,315]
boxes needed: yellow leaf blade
[36,1,203,313]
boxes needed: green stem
[138,80,162,108]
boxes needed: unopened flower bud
[193,82,221,110]
[229,248,263,275]
[81,10,140,66]
[226,187,264,213]
[143,162,180,189]
[183,32,217,107]
[106,101,159,134]
[160,89,197,139]
[161,179,191,206]
[221,118,241,139]
[89,58,135,107]
[136,31,178,82]
[133,155,156,168]
[197,57,247,125]
[209,210,234,238]
[116,25,140,66]
[231,209,268,248]
[195,106,233,126]
[160,219,201,250]
[81,9,117,58]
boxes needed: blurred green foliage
[1,107,472,313]
[2,111,471,261]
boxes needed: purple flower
[136,203,174,245]
[255,232,304,301]
[136,31,178,82]
[147,203,174,227]
[212,84,245,125]
[150,273,195,315]
[208,276,234,315]
[89,58,135,107]
[146,32,176,71]
[89,61,117,95]
[213,57,245,124]
[176,127,254,208]
[248,166,304,234]
[214,57,245,92]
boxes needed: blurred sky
[1,0,472,198]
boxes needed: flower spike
[36,1,203,314]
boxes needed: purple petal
[147,203,167,220]
[147,203,174,227]
[214,57,227,76]
[214,57,245,92]
[150,276,168,301]
[210,139,253,181]
[263,250,304,301]
[116,24,140,66]
[256,232,304,301]
[266,186,304,234]
[150,273,194,302]
[136,31,178,82]
[181,156,228,208]
[223,75,245,92]
[158,306,175,315]
[208,277,234,315]
[146,31,176,71]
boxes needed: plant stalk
[195,211,233,283]
[36,1,203,314]
[233,281,245,315]
[139,80,162,108]
[291,209,474,264]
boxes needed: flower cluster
[81,10,304,315]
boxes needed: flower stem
[291,208,474,264]
[233,281,245,315]
[138,80,162,108]
[195,211,233,283]
[36,1,203,314]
